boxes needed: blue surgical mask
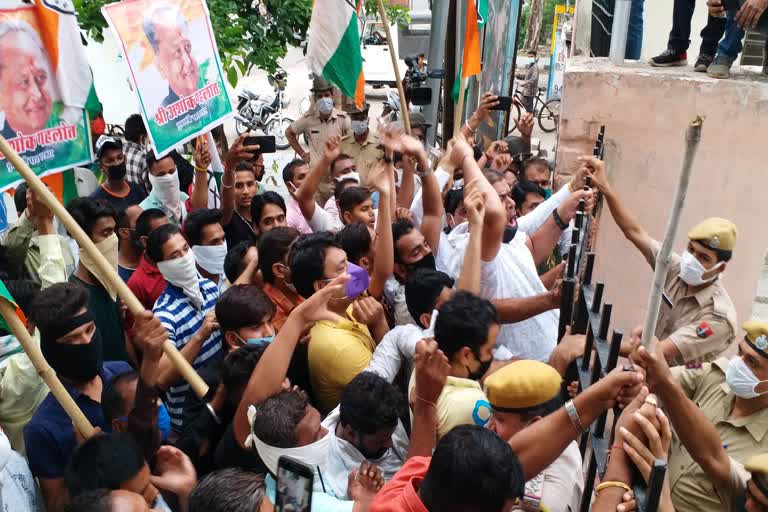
[157,403,171,442]
[247,336,275,346]
[317,97,333,115]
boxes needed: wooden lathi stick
[0,299,95,438]
[0,136,209,398]
[375,0,411,135]
[640,116,704,349]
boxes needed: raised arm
[367,161,394,300]
[456,178,485,294]
[449,138,506,261]
[580,155,655,264]
[461,92,499,140]
[526,189,592,266]
[220,135,260,226]
[509,368,643,480]
[408,339,451,459]
[296,136,340,222]
[233,274,350,447]
[28,188,67,288]
[633,339,733,486]
[190,138,212,210]
[396,155,416,209]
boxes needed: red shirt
[127,255,167,310]
[370,457,431,512]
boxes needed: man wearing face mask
[117,205,144,282]
[407,291,499,439]
[485,360,584,511]
[289,232,388,413]
[146,224,224,434]
[258,227,304,332]
[123,114,150,186]
[286,77,351,204]
[586,156,738,365]
[631,321,768,512]
[66,198,129,362]
[341,103,383,185]
[141,151,207,227]
[22,282,134,512]
[183,208,228,290]
[90,136,147,212]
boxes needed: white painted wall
[641,0,710,61]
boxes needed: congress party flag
[102,0,233,157]
[0,0,95,193]
[306,0,365,108]
[462,0,483,78]
[0,279,26,336]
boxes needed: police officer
[586,155,738,365]
[340,103,383,186]
[286,77,350,203]
[485,360,584,512]
[631,320,768,512]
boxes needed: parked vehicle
[235,69,293,150]
[360,19,408,87]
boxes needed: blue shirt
[23,361,132,479]
[153,279,223,431]
[139,191,189,227]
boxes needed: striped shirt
[153,279,224,431]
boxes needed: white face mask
[317,97,333,115]
[335,171,360,184]
[0,429,11,472]
[351,120,369,136]
[726,357,768,399]
[191,243,227,276]
[157,250,204,309]
[148,171,182,219]
[679,250,722,286]
[79,233,120,300]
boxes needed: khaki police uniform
[645,218,738,364]
[484,360,584,512]
[341,131,384,186]
[669,322,768,512]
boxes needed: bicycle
[507,86,561,135]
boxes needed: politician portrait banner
[0,2,93,193]
[102,0,233,157]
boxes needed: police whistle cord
[0,135,210,400]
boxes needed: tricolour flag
[0,279,26,334]
[306,0,365,108]
[462,0,482,78]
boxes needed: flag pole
[375,0,411,135]
[640,116,704,349]
[0,136,209,398]
[454,76,468,138]
[0,299,95,438]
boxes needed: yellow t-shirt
[408,373,491,439]
[308,306,376,413]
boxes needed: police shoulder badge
[697,322,714,338]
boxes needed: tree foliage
[74,0,409,89]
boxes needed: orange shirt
[263,282,303,331]
[369,457,431,512]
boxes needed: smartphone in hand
[244,135,276,154]
[490,96,512,111]
[275,456,314,512]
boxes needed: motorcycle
[235,69,293,150]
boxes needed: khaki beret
[688,217,737,251]
[743,320,768,357]
[484,360,562,411]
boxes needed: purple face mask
[345,262,370,299]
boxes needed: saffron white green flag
[306,0,365,108]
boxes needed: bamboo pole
[0,136,209,398]
[640,116,704,349]
[454,76,468,138]
[0,299,95,438]
[375,0,411,135]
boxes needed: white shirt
[437,226,558,362]
[365,323,425,382]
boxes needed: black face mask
[41,312,103,382]
[503,223,518,243]
[106,162,127,181]
[408,252,436,273]
[466,353,493,381]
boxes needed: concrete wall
[556,58,768,333]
